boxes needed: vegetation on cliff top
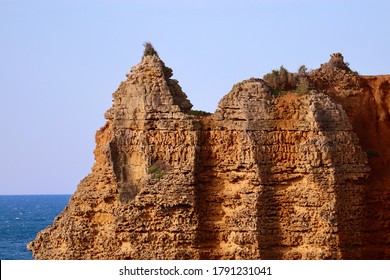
[263,65,311,96]
[143,42,159,58]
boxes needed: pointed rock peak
[138,42,173,79]
[308,53,361,95]
[310,52,352,74]
[313,52,355,75]
[309,52,358,81]
[105,43,193,121]
[327,53,351,71]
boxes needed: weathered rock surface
[28,49,389,259]
[309,54,390,259]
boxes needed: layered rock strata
[28,50,388,259]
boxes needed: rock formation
[28,48,389,259]
[309,54,390,259]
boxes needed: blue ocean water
[0,195,71,260]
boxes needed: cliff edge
[28,47,389,259]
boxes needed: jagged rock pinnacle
[308,53,361,97]
[104,43,192,124]
[327,52,351,71]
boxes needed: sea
[0,195,71,260]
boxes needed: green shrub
[263,65,298,91]
[147,160,170,180]
[270,88,287,97]
[298,65,308,75]
[143,42,159,57]
[154,171,165,179]
[147,165,159,174]
[264,65,314,96]
[295,77,310,94]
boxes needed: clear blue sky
[1,0,389,194]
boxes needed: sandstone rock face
[309,55,390,259]
[28,50,388,259]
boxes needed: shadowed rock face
[28,49,389,259]
[309,54,390,259]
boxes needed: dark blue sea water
[0,195,71,260]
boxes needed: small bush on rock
[295,77,310,94]
[263,65,313,95]
[263,66,299,91]
[147,160,170,180]
[143,42,159,57]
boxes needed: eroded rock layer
[309,55,390,259]
[28,50,389,259]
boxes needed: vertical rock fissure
[251,129,284,259]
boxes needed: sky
[1,0,389,194]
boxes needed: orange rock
[28,47,388,259]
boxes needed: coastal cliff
[28,46,390,259]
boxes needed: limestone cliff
[28,48,389,259]
[309,54,390,258]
